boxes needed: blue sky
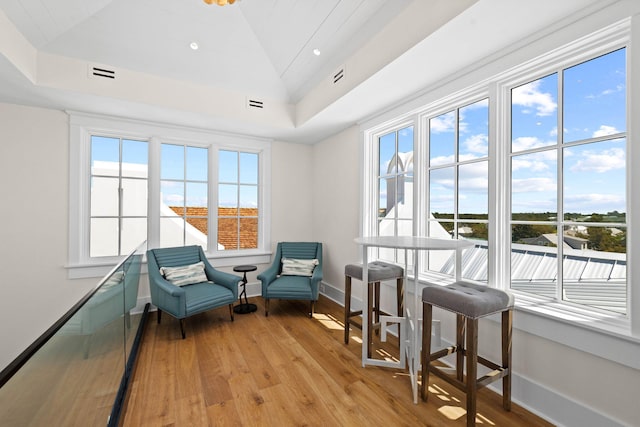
[511,48,626,218]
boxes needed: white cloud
[592,125,620,138]
[462,134,488,156]
[512,80,557,117]
[512,155,554,172]
[564,193,625,212]
[511,136,554,152]
[512,177,556,193]
[569,147,625,173]
[430,154,455,166]
[430,112,455,133]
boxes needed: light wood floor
[123,296,553,426]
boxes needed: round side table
[233,265,258,314]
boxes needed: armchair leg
[157,309,162,324]
[309,300,315,318]
[265,299,270,317]
[229,304,234,321]
[180,319,186,339]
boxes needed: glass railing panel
[0,241,146,427]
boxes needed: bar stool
[420,281,514,427]
[344,261,404,358]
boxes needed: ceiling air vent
[332,65,345,85]
[88,64,116,80]
[247,98,264,109]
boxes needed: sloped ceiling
[0,0,612,143]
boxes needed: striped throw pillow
[160,261,208,286]
[281,258,319,277]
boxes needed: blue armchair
[258,242,323,317]
[147,245,241,338]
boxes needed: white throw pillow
[281,258,319,277]
[160,261,208,286]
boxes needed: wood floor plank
[123,296,554,427]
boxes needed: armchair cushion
[160,261,208,286]
[281,258,319,276]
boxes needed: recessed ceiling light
[313,48,321,56]
[190,42,199,50]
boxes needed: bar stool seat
[420,281,514,427]
[344,261,404,358]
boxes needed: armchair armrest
[204,264,241,298]
[153,276,186,298]
[257,264,279,296]
[309,265,323,298]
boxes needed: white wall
[311,126,361,290]
[0,103,96,369]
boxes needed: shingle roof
[168,206,258,250]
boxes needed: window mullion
[556,71,565,303]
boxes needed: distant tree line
[432,211,626,253]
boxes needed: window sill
[412,272,640,370]
[67,250,273,279]
[512,293,640,370]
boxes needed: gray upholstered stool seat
[344,262,404,357]
[422,281,514,319]
[421,281,514,427]
[345,261,404,283]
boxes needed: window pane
[161,181,184,211]
[219,184,238,216]
[381,177,397,219]
[397,173,413,219]
[239,218,258,249]
[91,136,119,177]
[511,150,557,219]
[430,111,455,166]
[379,132,396,176]
[160,217,185,248]
[161,144,184,180]
[91,177,119,216]
[122,178,148,216]
[562,225,626,315]
[458,161,488,217]
[397,219,412,236]
[378,178,388,218]
[240,152,258,184]
[218,217,238,250]
[90,218,118,257]
[185,216,207,250]
[429,167,454,218]
[121,218,147,254]
[377,219,395,262]
[398,126,413,159]
[186,182,207,209]
[563,48,626,143]
[511,74,558,153]
[457,222,488,241]
[563,139,625,221]
[186,146,208,181]
[459,99,489,160]
[239,185,257,209]
[219,150,238,182]
[510,233,558,299]
[122,140,148,178]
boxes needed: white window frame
[68,112,271,278]
[361,18,639,367]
